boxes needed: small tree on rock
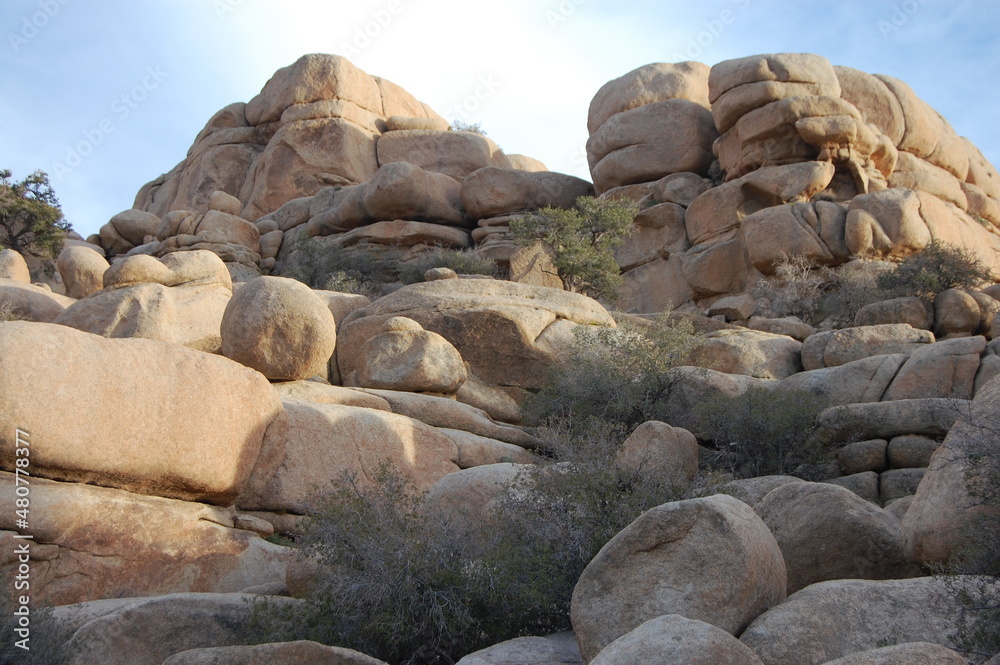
[510,196,637,301]
[0,169,71,258]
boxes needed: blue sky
[2,0,998,239]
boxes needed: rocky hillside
[1,53,999,664]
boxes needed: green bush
[509,196,637,301]
[0,169,71,259]
[397,248,501,284]
[246,446,684,665]
[522,313,701,434]
[694,385,827,479]
[277,239,401,298]
[875,240,993,300]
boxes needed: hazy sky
[3,0,998,239]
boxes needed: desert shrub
[694,385,827,479]
[876,240,993,300]
[449,120,487,135]
[278,239,401,298]
[0,169,71,259]
[397,248,501,284]
[246,444,684,665]
[522,313,701,433]
[509,196,637,301]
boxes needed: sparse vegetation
[753,241,994,328]
[278,239,401,298]
[0,169,71,259]
[449,120,487,135]
[397,247,501,284]
[510,196,637,301]
[522,313,701,434]
[694,386,828,479]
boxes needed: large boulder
[587,99,718,192]
[590,614,765,665]
[818,643,968,665]
[348,316,468,394]
[800,324,934,370]
[776,354,908,408]
[100,209,162,254]
[615,421,698,490]
[460,167,594,221]
[0,476,292,605]
[570,494,786,662]
[306,161,467,236]
[56,245,109,299]
[161,642,388,665]
[882,335,985,401]
[376,129,511,180]
[587,61,711,134]
[739,577,985,665]
[455,632,582,665]
[754,482,919,594]
[238,398,460,513]
[686,329,802,379]
[221,276,337,380]
[812,399,967,445]
[43,593,300,665]
[0,278,75,321]
[55,250,233,353]
[0,248,32,282]
[0,322,283,504]
[900,374,1000,565]
[337,279,615,390]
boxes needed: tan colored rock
[686,162,836,246]
[47,593,301,665]
[105,249,233,289]
[100,209,162,254]
[880,468,925,504]
[709,54,842,133]
[812,398,966,445]
[687,329,802,380]
[386,115,450,132]
[456,632,582,665]
[887,435,940,469]
[0,322,283,503]
[509,242,562,289]
[845,188,931,258]
[778,353,908,408]
[56,247,111,299]
[838,440,889,475]
[351,318,468,393]
[505,154,549,173]
[707,294,756,321]
[337,279,614,390]
[748,316,815,341]
[570,494,786,661]
[588,100,718,192]
[934,288,981,337]
[441,429,539,468]
[0,278,75,321]
[755,482,918,594]
[0,477,293,606]
[888,153,967,209]
[221,276,337,380]
[590,614,764,665]
[900,376,1000,565]
[681,237,752,299]
[819,642,967,665]
[422,463,528,529]
[238,398,459,513]
[882,335,985,401]
[272,380,391,411]
[617,255,693,312]
[615,202,689,272]
[307,161,467,236]
[357,389,543,449]
[740,577,975,665]
[460,167,594,221]
[377,129,510,180]
[588,61,711,134]
[615,421,698,490]
[854,296,933,329]
[834,66,905,146]
[240,117,378,221]
[162,641,388,665]
[0,248,31,282]
[334,219,472,250]
[208,190,242,216]
[708,476,805,509]
[804,324,934,368]
[743,202,850,275]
